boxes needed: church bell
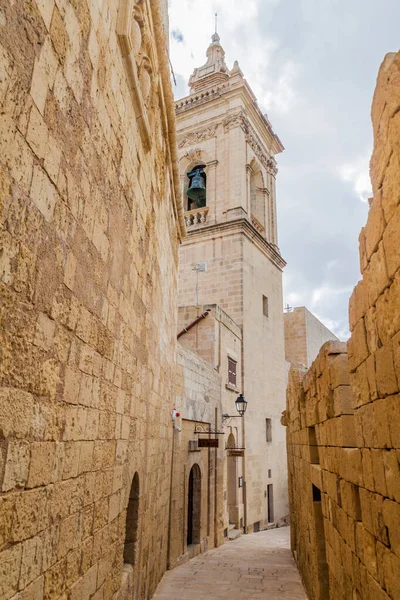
[186,168,206,208]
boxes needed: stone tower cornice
[176,109,279,175]
[176,86,283,156]
[181,218,286,271]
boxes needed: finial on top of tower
[211,12,220,43]
[188,15,229,93]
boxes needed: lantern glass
[235,394,247,416]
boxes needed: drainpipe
[177,309,211,339]
[214,406,219,547]
[243,407,248,534]
[241,304,248,534]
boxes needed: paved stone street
[153,527,308,599]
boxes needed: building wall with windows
[175,34,289,531]
[241,235,288,526]
[0,1,185,599]
[169,344,224,569]
[177,304,245,531]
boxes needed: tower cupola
[188,33,229,93]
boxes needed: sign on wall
[198,438,219,448]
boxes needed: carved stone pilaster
[117,0,157,151]
[224,111,278,175]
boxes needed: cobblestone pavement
[153,527,308,599]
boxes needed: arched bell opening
[186,164,207,211]
[249,159,266,232]
[124,472,140,565]
[187,463,202,546]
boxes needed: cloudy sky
[168,0,400,340]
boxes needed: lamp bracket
[222,413,243,425]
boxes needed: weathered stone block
[364,242,390,307]
[381,149,400,223]
[27,442,57,488]
[383,450,400,503]
[376,271,400,344]
[355,522,378,579]
[58,513,81,559]
[0,388,34,439]
[375,342,398,398]
[2,440,30,491]
[339,480,361,521]
[0,543,22,598]
[347,319,369,373]
[19,534,43,590]
[382,499,400,558]
[364,193,386,262]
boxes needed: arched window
[186,164,207,211]
[250,162,265,232]
[124,472,139,565]
[187,464,202,545]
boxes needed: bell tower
[176,34,288,531]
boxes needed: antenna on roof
[215,12,218,34]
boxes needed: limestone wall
[177,304,245,530]
[170,345,224,567]
[284,306,339,368]
[285,51,400,600]
[0,1,183,599]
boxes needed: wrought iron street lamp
[222,393,248,423]
[235,393,247,416]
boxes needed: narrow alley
[153,527,307,600]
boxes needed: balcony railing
[184,207,209,228]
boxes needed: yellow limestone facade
[176,34,289,531]
[0,1,185,599]
[177,303,244,537]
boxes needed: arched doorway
[187,464,201,546]
[124,472,139,564]
[227,433,237,524]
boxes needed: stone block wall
[0,1,183,599]
[285,51,400,600]
[168,345,224,568]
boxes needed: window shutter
[228,358,237,386]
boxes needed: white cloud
[260,60,300,113]
[168,0,299,113]
[168,0,399,343]
[339,152,372,202]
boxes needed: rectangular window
[268,469,272,478]
[266,418,272,443]
[263,295,269,317]
[228,357,237,386]
[267,484,274,523]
